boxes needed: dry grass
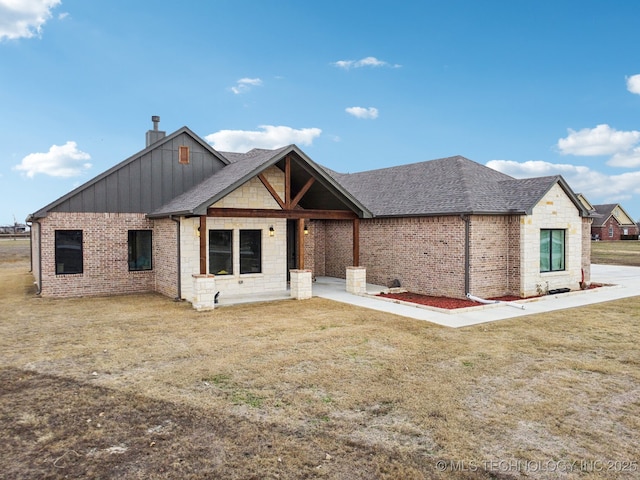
[1,239,640,479]
[591,240,640,266]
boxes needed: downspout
[461,214,470,295]
[170,215,181,300]
[31,219,42,295]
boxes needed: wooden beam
[258,173,286,209]
[297,218,305,270]
[352,218,360,267]
[199,215,207,274]
[290,176,315,209]
[285,156,291,209]
[206,207,358,220]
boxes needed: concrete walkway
[313,264,640,328]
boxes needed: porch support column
[199,215,207,274]
[352,218,360,267]
[290,269,312,300]
[192,274,216,311]
[346,266,367,295]
[297,217,305,270]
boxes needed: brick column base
[192,274,217,311]
[290,269,313,300]
[346,266,367,295]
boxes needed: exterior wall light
[269,226,275,237]
[304,224,309,235]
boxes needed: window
[540,229,565,272]
[240,230,262,274]
[55,230,83,274]
[128,230,152,271]
[609,226,614,238]
[209,230,233,274]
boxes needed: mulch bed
[377,292,522,309]
[378,283,605,309]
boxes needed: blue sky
[2,0,640,225]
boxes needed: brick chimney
[145,115,166,147]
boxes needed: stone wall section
[520,183,584,296]
[211,165,284,209]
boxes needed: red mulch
[377,292,523,309]
[378,283,604,309]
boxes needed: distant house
[0,223,28,234]
[590,203,638,241]
[27,118,591,307]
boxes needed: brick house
[590,203,639,241]
[28,118,591,307]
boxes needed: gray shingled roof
[151,149,586,218]
[327,155,577,217]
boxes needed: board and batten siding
[50,132,226,214]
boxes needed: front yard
[1,239,639,479]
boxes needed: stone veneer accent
[346,266,367,295]
[191,274,217,311]
[289,269,312,299]
[519,183,584,297]
[179,216,287,303]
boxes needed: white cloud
[345,106,379,119]
[557,124,640,156]
[332,56,401,70]
[230,77,263,94]
[14,141,92,178]
[0,0,61,40]
[487,159,640,206]
[627,74,640,95]
[608,147,640,168]
[205,125,322,152]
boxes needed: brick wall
[153,218,179,298]
[38,212,156,298]
[319,216,469,298]
[468,215,521,298]
[592,218,639,241]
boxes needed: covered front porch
[182,150,373,311]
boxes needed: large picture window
[540,229,565,272]
[209,230,233,275]
[128,230,152,271]
[240,230,262,274]
[55,230,83,274]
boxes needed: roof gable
[149,144,372,218]
[591,203,636,227]
[30,127,229,219]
